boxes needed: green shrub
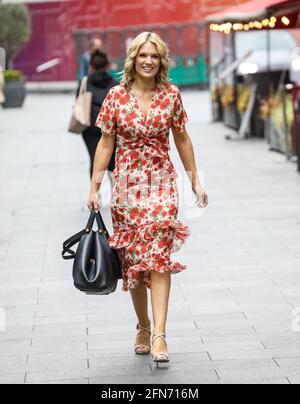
[3,70,24,81]
[0,4,31,68]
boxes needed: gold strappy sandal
[151,333,170,363]
[135,323,151,355]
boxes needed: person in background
[0,66,5,105]
[80,38,103,79]
[80,50,118,178]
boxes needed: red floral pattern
[95,83,191,291]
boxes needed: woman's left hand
[192,184,208,209]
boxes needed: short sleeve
[95,88,117,136]
[171,90,188,134]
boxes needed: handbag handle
[95,211,110,237]
[62,210,109,260]
[79,76,88,95]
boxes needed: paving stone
[198,326,256,336]
[209,347,300,361]
[286,376,300,384]
[202,334,261,344]
[275,357,300,367]
[0,374,26,384]
[216,366,300,380]
[26,359,88,373]
[25,369,89,384]
[26,378,89,385]
[33,326,88,338]
[90,371,220,385]
[220,377,290,385]
[32,315,87,326]
[0,356,28,375]
[28,348,136,364]
[149,369,220,384]
[30,341,88,354]
[88,375,161,384]
[260,335,300,350]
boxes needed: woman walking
[87,32,208,364]
[80,50,118,178]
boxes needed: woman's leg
[130,277,151,349]
[129,276,151,327]
[150,271,171,352]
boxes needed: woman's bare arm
[172,127,208,208]
[88,132,115,210]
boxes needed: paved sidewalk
[1,91,300,384]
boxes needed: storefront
[206,0,300,171]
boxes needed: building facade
[11,0,248,81]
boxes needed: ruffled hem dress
[95,82,191,291]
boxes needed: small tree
[0,3,31,69]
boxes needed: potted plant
[237,84,251,135]
[0,3,31,108]
[211,85,223,122]
[220,84,238,128]
[3,69,26,108]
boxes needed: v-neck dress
[95,82,191,291]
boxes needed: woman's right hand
[87,190,101,212]
[192,183,208,209]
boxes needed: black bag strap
[62,229,87,260]
[94,211,110,238]
[62,210,96,260]
[86,210,96,229]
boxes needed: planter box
[268,117,292,155]
[212,99,223,122]
[223,105,240,130]
[3,80,26,108]
[238,111,264,138]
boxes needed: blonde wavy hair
[120,32,171,92]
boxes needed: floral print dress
[95,82,191,291]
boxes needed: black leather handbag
[62,210,122,295]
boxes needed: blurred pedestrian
[79,50,118,178]
[0,67,5,105]
[87,32,208,364]
[80,38,103,80]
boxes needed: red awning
[206,0,292,23]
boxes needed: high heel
[151,333,170,363]
[135,323,151,355]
